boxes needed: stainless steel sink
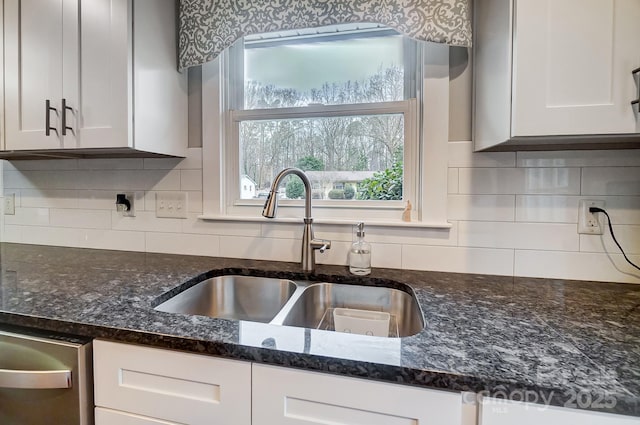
[154,275,297,323]
[155,276,424,337]
[276,283,424,337]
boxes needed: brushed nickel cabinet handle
[45,99,58,136]
[631,67,640,107]
[61,98,74,136]
[0,368,72,389]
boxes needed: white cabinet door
[64,0,130,149]
[4,0,65,150]
[253,364,463,425]
[480,398,640,425]
[93,340,252,425]
[512,0,640,137]
[95,407,181,425]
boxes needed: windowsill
[197,214,452,229]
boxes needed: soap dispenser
[349,222,371,275]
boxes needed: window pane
[244,29,405,109]
[239,115,404,201]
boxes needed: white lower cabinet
[94,340,470,425]
[480,397,640,425]
[95,341,638,425]
[93,340,252,425]
[252,364,464,425]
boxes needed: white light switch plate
[156,192,188,218]
[3,193,15,215]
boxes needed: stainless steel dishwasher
[0,328,93,425]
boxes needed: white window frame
[201,41,451,229]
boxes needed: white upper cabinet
[4,0,187,157]
[4,0,64,150]
[474,0,640,151]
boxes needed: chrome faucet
[262,167,331,272]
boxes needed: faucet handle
[311,239,331,253]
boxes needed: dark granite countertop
[0,243,638,417]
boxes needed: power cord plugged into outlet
[589,207,640,271]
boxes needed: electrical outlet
[3,193,15,215]
[116,192,135,217]
[577,199,605,235]
[156,192,188,218]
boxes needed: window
[202,25,451,227]
[229,25,418,207]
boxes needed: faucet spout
[261,167,330,272]
[262,168,312,220]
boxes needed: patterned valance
[178,0,472,70]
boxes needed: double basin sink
[154,275,424,338]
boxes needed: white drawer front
[95,407,181,425]
[94,340,251,425]
[252,364,463,425]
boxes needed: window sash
[231,100,411,121]
[226,99,418,212]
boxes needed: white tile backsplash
[21,189,79,209]
[458,167,581,195]
[515,195,579,223]
[261,222,305,240]
[363,225,458,246]
[3,225,22,243]
[370,243,403,269]
[448,195,515,221]
[458,221,579,251]
[4,207,50,226]
[514,250,640,283]
[78,170,181,191]
[180,169,202,191]
[183,215,262,237]
[522,168,582,194]
[186,191,203,213]
[600,196,640,224]
[78,229,146,252]
[581,167,640,196]
[17,225,82,247]
[402,245,514,275]
[2,144,639,284]
[111,211,183,233]
[5,170,82,189]
[218,235,298,262]
[49,209,112,229]
[517,149,640,168]
[580,226,640,255]
[146,232,219,256]
[516,195,640,224]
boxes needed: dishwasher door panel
[0,330,93,425]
